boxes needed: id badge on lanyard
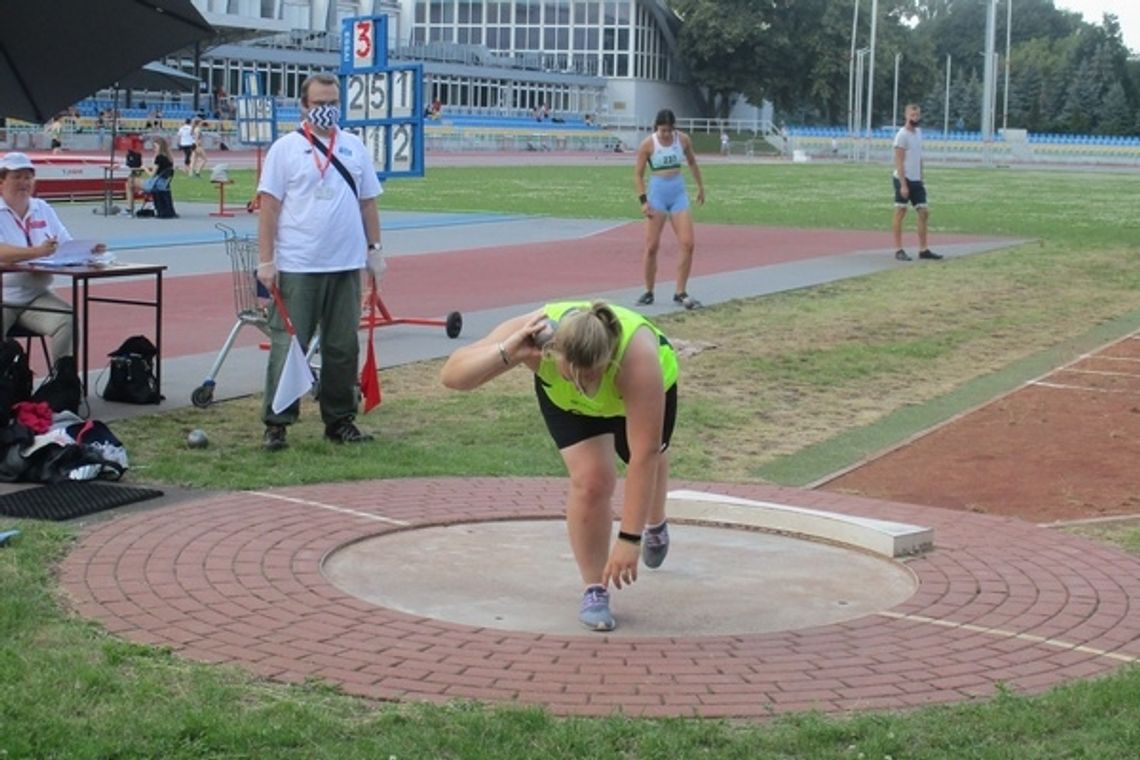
[305,124,337,201]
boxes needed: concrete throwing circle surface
[60,478,1140,718]
[323,521,916,637]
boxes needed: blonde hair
[154,137,172,159]
[549,301,622,368]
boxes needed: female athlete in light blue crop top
[633,108,706,311]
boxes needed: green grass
[5,160,1140,757]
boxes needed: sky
[1054,1,1140,53]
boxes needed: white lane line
[1029,381,1120,393]
[245,491,410,526]
[1057,368,1140,378]
[877,611,1137,663]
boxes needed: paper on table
[33,239,101,266]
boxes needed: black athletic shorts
[893,177,928,207]
[535,375,677,464]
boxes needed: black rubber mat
[0,482,165,520]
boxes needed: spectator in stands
[177,118,195,175]
[127,137,175,217]
[429,97,442,120]
[254,72,383,451]
[892,103,940,262]
[190,118,209,177]
[0,152,106,377]
[633,108,706,310]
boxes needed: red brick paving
[58,477,1140,718]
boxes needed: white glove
[256,260,277,292]
[367,250,387,283]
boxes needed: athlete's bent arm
[440,310,547,390]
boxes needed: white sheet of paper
[35,239,99,266]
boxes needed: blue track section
[104,212,532,251]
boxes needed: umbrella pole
[98,85,121,216]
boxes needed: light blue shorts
[647,173,689,214]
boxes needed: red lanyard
[303,123,337,180]
[7,208,34,245]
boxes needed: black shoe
[918,249,943,260]
[325,420,373,444]
[263,424,288,451]
[635,291,654,305]
[673,292,702,310]
[894,249,912,261]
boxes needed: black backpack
[101,336,163,405]
[0,339,34,426]
[30,355,81,414]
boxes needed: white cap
[0,152,35,172]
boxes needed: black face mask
[908,118,922,127]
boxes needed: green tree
[1059,58,1099,133]
[1098,82,1131,135]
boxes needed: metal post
[866,0,878,161]
[1003,0,1012,131]
[848,0,860,138]
[854,49,867,160]
[944,54,951,136]
[892,52,901,128]
[982,0,996,150]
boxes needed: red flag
[360,280,382,413]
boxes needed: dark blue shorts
[535,376,677,464]
[893,177,927,208]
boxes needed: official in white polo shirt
[0,152,106,372]
[255,72,384,451]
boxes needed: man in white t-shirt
[176,119,195,174]
[891,104,940,261]
[254,73,384,451]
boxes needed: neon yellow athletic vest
[535,301,678,418]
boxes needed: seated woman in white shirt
[0,152,106,375]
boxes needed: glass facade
[413,0,674,82]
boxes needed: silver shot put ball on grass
[187,429,209,448]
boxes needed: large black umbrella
[0,0,213,123]
[118,62,201,94]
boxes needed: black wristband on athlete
[617,530,642,545]
[638,193,647,204]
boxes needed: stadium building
[183,0,709,126]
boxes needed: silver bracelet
[497,342,510,366]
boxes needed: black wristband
[638,193,647,204]
[617,530,642,545]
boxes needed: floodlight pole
[944,54,951,135]
[1003,0,1012,131]
[866,0,878,161]
[848,0,860,140]
[892,52,901,128]
[982,0,997,162]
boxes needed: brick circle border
[60,477,1140,718]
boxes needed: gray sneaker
[578,585,616,631]
[642,522,670,568]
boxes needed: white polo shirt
[0,197,72,305]
[257,128,382,273]
[892,126,923,182]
